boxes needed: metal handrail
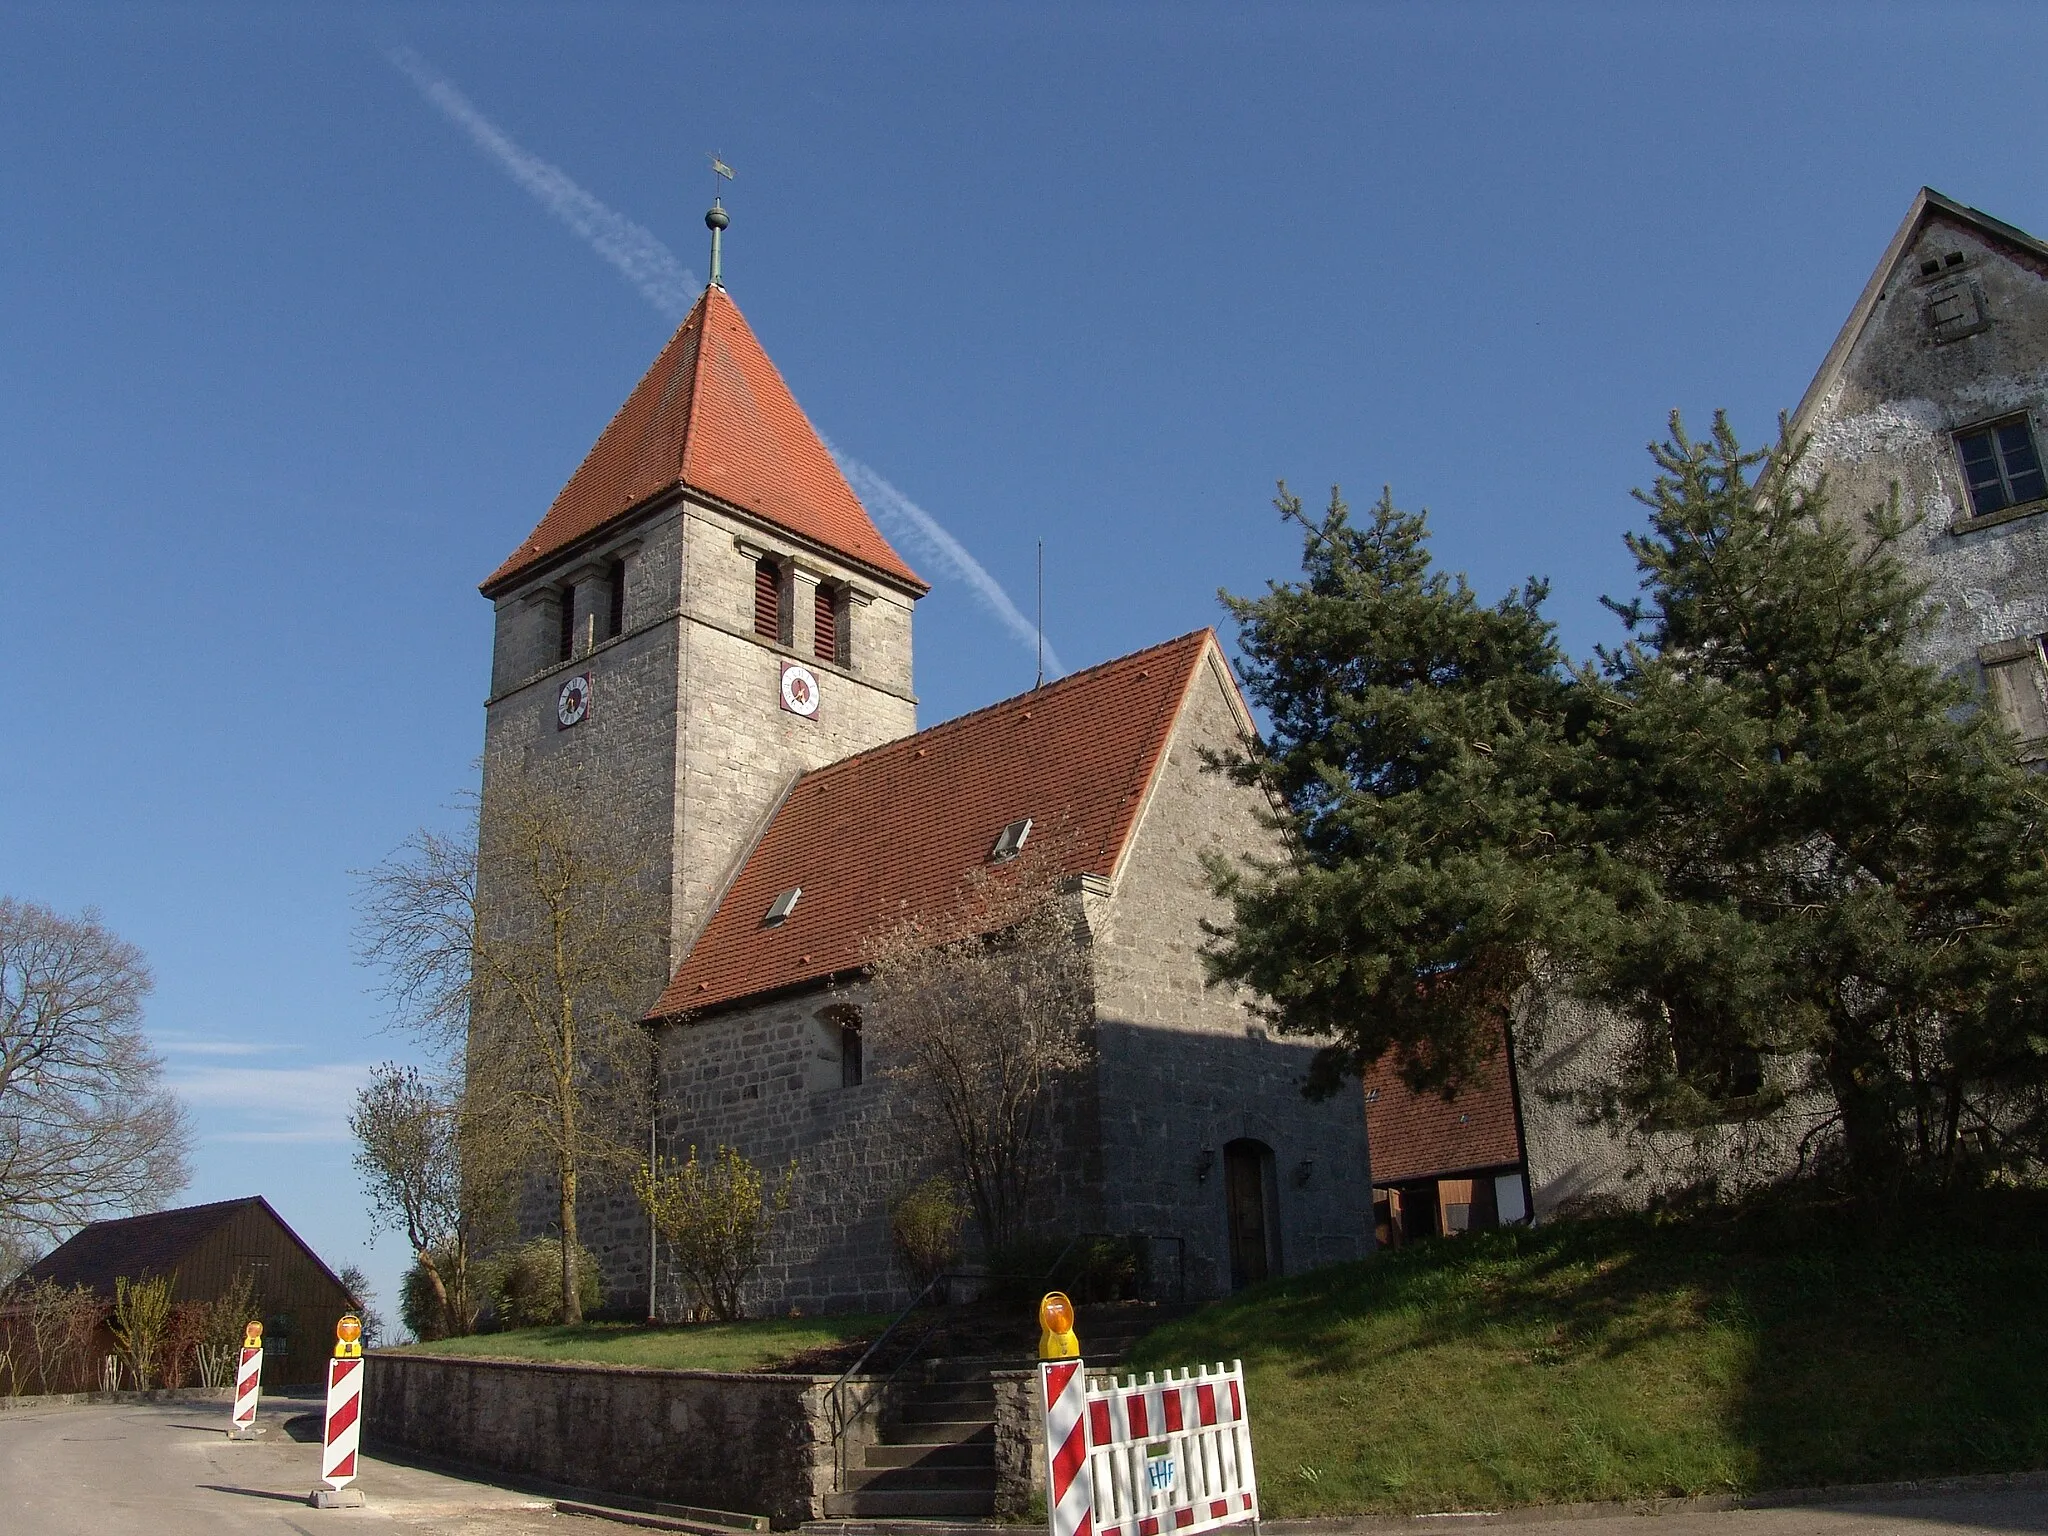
[826,1267,982,1491]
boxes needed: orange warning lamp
[334,1314,363,1359]
[243,1320,263,1350]
[1038,1291,1080,1361]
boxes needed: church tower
[476,205,926,984]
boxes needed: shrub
[193,1268,259,1386]
[480,1238,602,1330]
[891,1177,969,1288]
[635,1145,795,1322]
[109,1274,174,1390]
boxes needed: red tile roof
[483,285,924,596]
[1363,1028,1524,1184]
[653,631,1225,1019]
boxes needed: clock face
[779,661,821,719]
[556,672,592,730]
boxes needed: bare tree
[349,1064,510,1338]
[0,898,191,1249]
[862,849,1094,1256]
[357,785,664,1324]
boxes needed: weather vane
[706,154,735,289]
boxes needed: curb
[0,1387,233,1412]
[799,1467,2048,1536]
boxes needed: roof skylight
[763,887,802,926]
[990,818,1033,862]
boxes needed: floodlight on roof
[764,887,802,927]
[990,817,1033,862]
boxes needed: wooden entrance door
[1224,1139,1276,1290]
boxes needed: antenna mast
[1035,538,1044,690]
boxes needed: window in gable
[1980,635,2048,756]
[754,556,788,643]
[1955,416,2048,518]
[990,817,1033,861]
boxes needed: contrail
[832,449,1065,677]
[388,45,1059,674]
[388,46,698,320]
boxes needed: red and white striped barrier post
[1038,1292,1262,1536]
[227,1321,263,1439]
[309,1313,367,1510]
[1039,1292,1095,1536]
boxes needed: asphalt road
[0,1393,565,1534]
[4,1393,2046,1536]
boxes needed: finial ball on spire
[706,203,730,232]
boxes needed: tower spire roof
[483,284,924,597]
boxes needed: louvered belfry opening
[754,557,783,641]
[606,557,626,639]
[556,584,576,662]
[814,584,838,663]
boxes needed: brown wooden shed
[20,1195,355,1385]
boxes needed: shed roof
[1363,1031,1524,1186]
[654,630,1233,1018]
[17,1196,348,1300]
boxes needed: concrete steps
[824,1300,1196,1521]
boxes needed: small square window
[1955,416,2047,518]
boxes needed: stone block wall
[363,1352,851,1527]
[1799,211,2048,699]
[1513,990,1833,1219]
[1088,647,1373,1296]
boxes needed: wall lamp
[1194,1146,1216,1183]
[1294,1158,1316,1189]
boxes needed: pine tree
[1590,413,2048,1190]
[1204,485,1609,1100]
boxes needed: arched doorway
[1223,1139,1280,1290]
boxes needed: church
[473,206,1371,1314]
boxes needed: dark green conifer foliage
[1204,486,1608,1101]
[1591,414,2048,1190]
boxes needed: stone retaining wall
[364,1352,874,1528]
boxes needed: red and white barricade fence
[230,1342,263,1433]
[320,1354,365,1490]
[1043,1359,1261,1536]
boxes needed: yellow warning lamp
[242,1320,263,1350]
[334,1314,364,1359]
[1038,1291,1080,1361]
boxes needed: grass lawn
[1125,1204,2048,1518]
[387,1313,888,1374]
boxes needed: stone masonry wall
[478,491,921,1297]
[1514,990,1834,1220]
[672,502,918,956]
[1087,646,1373,1297]
[629,970,1103,1317]
[1799,211,2048,698]
[363,1351,848,1527]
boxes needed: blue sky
[7,0,2047,1325]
